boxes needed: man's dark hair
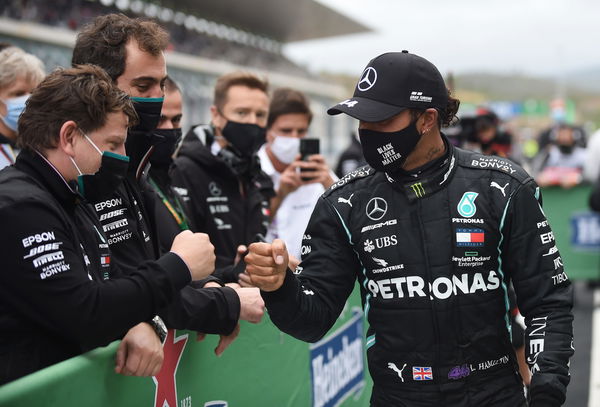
[72,13,169,81]
[267,88,313,128]
[17,64,137,152]
[213,71,268,112]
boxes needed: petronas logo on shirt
[411,182,426,198]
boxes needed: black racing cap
[327,51,449,122]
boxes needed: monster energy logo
[411,182,426,198]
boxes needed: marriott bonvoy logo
[410,91,432,103]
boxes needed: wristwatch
[149,315,168,343]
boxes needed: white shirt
[258,145,330,259]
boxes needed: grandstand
[0,0,370,157]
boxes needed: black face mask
[221,120,266,158]
[130,97,164,133]
[126,97,164,175]
[149,128,182,167]
[358,120,422,172]
[77,151,130,202]
[558,144,574,154]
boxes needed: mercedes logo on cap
[357,67,377,91]
[366,197,388,221]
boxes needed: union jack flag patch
[412,366,433,381]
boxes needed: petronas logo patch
[457,192,478,218]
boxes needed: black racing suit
[171,125,274,282]
[262,141,573,406]
[0,150,192,384]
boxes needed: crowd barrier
[0,288,372,407]
[541,184,600,281]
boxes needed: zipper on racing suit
[416,199,441,384]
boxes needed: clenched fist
[170,230,215,281]
[245,239,289,292]
[235,287,265,323]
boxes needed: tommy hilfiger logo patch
[456,228,485,247]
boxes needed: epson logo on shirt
[22,231,56,248]
[94,198,123,212]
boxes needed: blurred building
[0,0,369,159]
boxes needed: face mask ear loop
[81,131,103,157]
[212,109,228,139]
[69,157,83,176]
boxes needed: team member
[72,14,263,346]
[0,46,45,169]
[258,88,335,259]
[0,65,214,384]
[150,77,255,349]
[149,76,189,253]
[171,72,274,283]
[246,51,573,406]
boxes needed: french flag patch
[100,256,110,265]
[456,228,485,247]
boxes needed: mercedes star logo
[209,181,222,197]
[357,67,377,91]
[366,197,388,221]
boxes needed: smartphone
[299,138,320,181]
[300,138,320,160]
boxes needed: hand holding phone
[299,138,320,182]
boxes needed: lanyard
[148,177,190,231]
